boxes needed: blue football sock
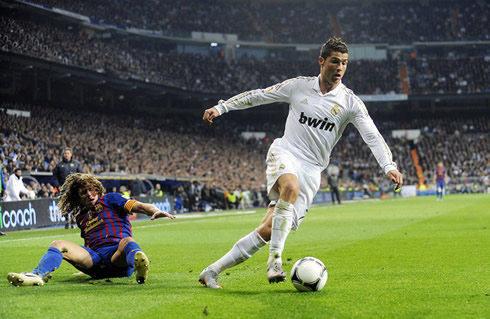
[32,247,63,277]
[124,241,142,268]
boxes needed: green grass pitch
[1,194,489,319]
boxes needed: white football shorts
[266,142,322,230]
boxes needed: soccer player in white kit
[199,37,403,288]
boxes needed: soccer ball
[291,257,328,292]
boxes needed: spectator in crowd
[200,183,211,203]
[0,159,6,236]
[174,185,188,213]
[29,181,40,197]
[327,163,341,205]
[52,147,84,228]
[129,179,144,197]
[154,183,163,197]
[0,160,7,200]
[37,183,51,198]
[52,147,84,190]
[0,145,8,236]
[25,184,36,199]
[225,190,238,210]
[238,189,252,209]
[4,168,29,201]
[119,185,130,197]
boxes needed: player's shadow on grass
[207,288,299,295]
[62,275,138,286]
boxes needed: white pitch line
[134,210,257,229]
[0,233,80,244]
[166,210,256,219]
[0,210,257,244]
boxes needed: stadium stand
[0,102,487,200]
[0,12,399,95]
[22,0,490,43]
[407,55,489,95]
[1,11,488,96]
[0,0,488,211]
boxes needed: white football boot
[7,272,45,287]
[199,268,222,289]
[267,258,287,283]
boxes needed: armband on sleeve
[123,199,137,214]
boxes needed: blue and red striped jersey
[75,193,137,249]
[435,167,446,183]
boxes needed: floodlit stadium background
[0,0,488,228]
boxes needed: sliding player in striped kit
[199,37,403,289]
[7,173,175,286]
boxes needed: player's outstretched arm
[131,202,176,220]
[387,169,403,191]
[202,106,220,125]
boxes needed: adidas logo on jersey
[298,112,335,131]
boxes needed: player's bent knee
[257,224,272,242]
[118,237,135,248]
[49,240,68,249]
[278,181,300,201]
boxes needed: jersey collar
[313,75,342,97]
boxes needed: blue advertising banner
[0,195,174,232]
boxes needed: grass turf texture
[1,194,489,319]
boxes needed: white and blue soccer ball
[291,257,328,292]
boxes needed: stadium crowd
[26,0,490,44]
[0,0,488,210]
[0,13,401,95]
[0,102,487,207]
[1,8,489,96]
[0,102,269,200]
[407,55,489,95]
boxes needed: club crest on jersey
[331,104,340,116]
[299,112,335,131]
[95,203,103,214]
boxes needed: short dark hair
[320,37,348,59]
[14,168,22,173]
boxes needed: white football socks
[268,199,294,265]
[209,230,267,273]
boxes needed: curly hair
[320,37,348,59]
[58,173,105,218]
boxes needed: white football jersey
[214,76,397,174]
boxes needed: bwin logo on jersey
[299,112,335,131]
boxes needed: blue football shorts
[80,244,134,279]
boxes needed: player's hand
[150,210,176,220]
[202,107,220,125]
[387,169,403,191]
